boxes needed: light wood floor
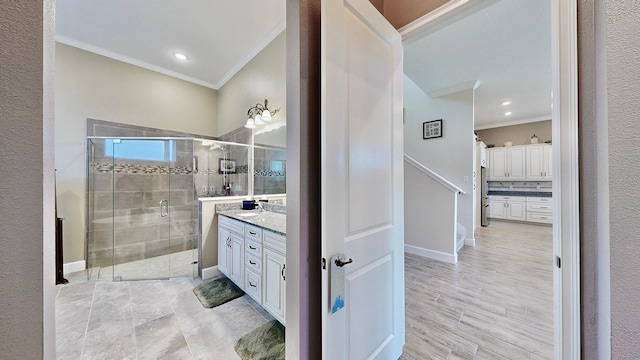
[402,221,553,360]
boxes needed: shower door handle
[160,200,169,217]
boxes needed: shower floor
[88,249,197,281]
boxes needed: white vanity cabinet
[262,231,286,324]
[218,216,245,288]
[217,214,286,325]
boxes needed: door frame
[398,0,581,359]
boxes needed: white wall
[403,75,475,240]
[404,163,457,260]
[217,31,286,136]
[55,43,219,262]
[0,1,56,357]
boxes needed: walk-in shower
[86,137,199,281]
[86,137,253,281]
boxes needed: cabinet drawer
[526,196,552,202]
[219,216,244,235]
[263,230,286,253]
[245,239,262,257]
[527,212,553,224]
[245,225,263,242]
[245,253,262,272]
[244,269,262,302]
[526,203,553,213]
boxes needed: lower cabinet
[488,196,553,224]
[263,247,286,324]
[218,215,286,325]
[489,196,526,221]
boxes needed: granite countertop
[217,208,286,236]
[487,191,552,198]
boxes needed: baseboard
[63,260,86,275]
[464,237,476,247]
[201,266,221,280]
[405,244,457,264]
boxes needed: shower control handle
[160,200,169,217]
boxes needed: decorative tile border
[92,163,193,175]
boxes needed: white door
[321,0,404,359]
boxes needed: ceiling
[404,0,552,129]
[55,0,286,90]
[56,0,550,130]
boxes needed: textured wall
[606,0,640,357]
[55,43,218,263]
[0,1,55,357]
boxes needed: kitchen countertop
[217,208,286,236]
[487,191,552,198]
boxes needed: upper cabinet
[525,144,553,180]
[487,146,526,180]
[487,144,552,181]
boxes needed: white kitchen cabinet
[526,144,552,180]
[487,147,526,180]
[488,196,526,221]
[526,196,553,224]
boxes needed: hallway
[403,221,553,359]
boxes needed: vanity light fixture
[244,99,280,129]
[173,52,188,61]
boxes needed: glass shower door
[111,138,172,280]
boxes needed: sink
[236,213,261,218]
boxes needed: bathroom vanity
[216,207,286,324]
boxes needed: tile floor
[55,272,273,359]
[57,220,551,359]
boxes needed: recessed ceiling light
[502,101,511,106]
[173,52,188,61]
[505,112,512,116]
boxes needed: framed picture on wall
[423,119,443,139]
[219,159,236,174]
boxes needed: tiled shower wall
[254,146,286,195]
[87,119,210,269]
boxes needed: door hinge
[556,256,561,268]
[322,257,327,270]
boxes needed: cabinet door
[228,234,244,288]
[508,147,526,180]
[263,247,286,324]
[217,227,231,276]
[526,145,544,180]
[507,201,526,221]
[543,145,553,180]
[489,199,507,219]
[488,148,507,180]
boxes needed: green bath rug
[234,320,285,360]
[193,277,244,308]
